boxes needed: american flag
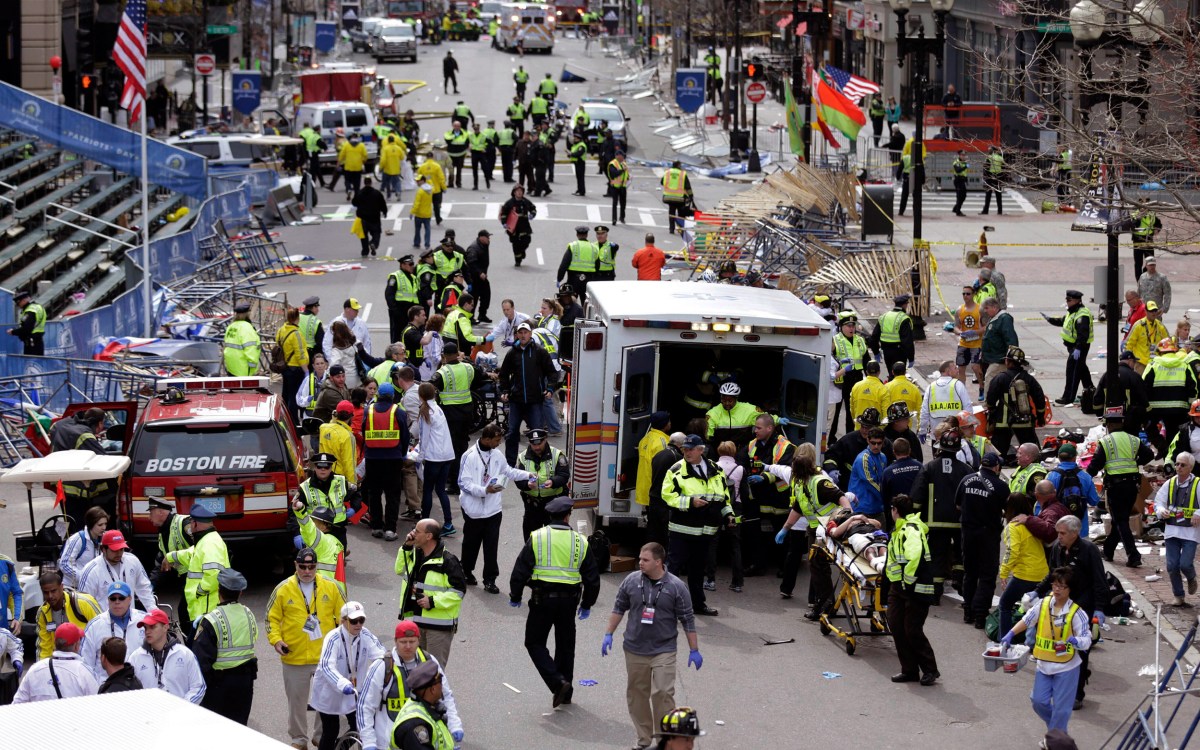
[823,65,880,105]
[113,0,147,123]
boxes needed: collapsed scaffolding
[685,164,932,318]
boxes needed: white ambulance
[567,281,832,527]
[496,2,556,53]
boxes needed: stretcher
[814,516,891,655]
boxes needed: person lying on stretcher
[827,507,888,573]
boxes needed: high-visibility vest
[538,78,558,96]
[870,100,886,118]
[567,240,598,272]
[299,313,321,349]
[662,461,730,536]
[23,302,46,334]
[521,446,564,498]
[926,378,963,417]
[508,103,526,121]
[900,153,912,175]
[390,699,455,750]
[515,70,530,83]
[1031,597,1081,664]
[608,159,630,187]
[568,141,587,162]
[529,526,589,585]
[533,328,558,356]
[301,475,349,525]
[747,436,792,493]
[158,513,191,561]
[1059,150,1072,171]
[364,404,402,448]
[468,131,489,151]
[175,530,230,621]
[1148,354,1191,410]
[878,310,910,344]
[398,548,463,628]
[302,374,319,414]
[790,473,840,528]
[381,649,429,715]
[403,324,424,360]
[832,334,868,384]
[436,362,474,405]
[596,241,615,272]
[1060,306,1094,345]
[453,105,471,120]
[661,168,687,202]
[1134,211,1157,239]
[1162,476,1200,518]
[572,110,590,128]
[498,127,516,147]
[952,159,968,177]
[1009,464,1047,494]
[444,130,469,157]
[885,514,933,593]
[987,152,1004,174]
[390,270,419,304]
[223,320,261,376]
[300,127,322,153]
[1098,432,1140,476]
[433,250,463,281]
[530,98,549,115]
[202,602,258,670]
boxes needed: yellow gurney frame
[814,519,891,655]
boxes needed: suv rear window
[322,111,343,129]
[181,142,222,160]
[345,108,369,128]
[133,423,288,476]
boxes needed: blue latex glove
[12,661,20,677]
[601,633,613,656]
[342,684,355,695]
[452,731,464,742]
[1071,348,1082,361]
[509,600,521,608]
[778,417,791,426]
[1067,636,1082,648]
[874,352,883,364]
[747,474,766,485]
[828,469,840,484]
[192,615,203,629]
[579,608,590,620]
[999,630,1014,646]
[688,650,703,670]
[1093,611,1105,627]
[485,334,495,342]
[774,528,788,544]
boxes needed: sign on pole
[231,70,262,116]
[745,81,767,104]
[315,22,339,53]
[194,53,217,77]
[675,68,707,114]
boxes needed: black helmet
[1057,427,1085,444]
[1005,345,1027,365]
[886,402,911,422]
[657,707,705,738]
[938,428,963,453]
[857,407,881,427]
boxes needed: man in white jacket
[128,608,206,703]
[79,580,147,681]
[918,360,973,442]
[11,622,98,703]
[76,529,157,614]
[356,619,464,750]
[311,601,386,750]
[458,423,538,593]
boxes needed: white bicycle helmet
[718,382,741,397]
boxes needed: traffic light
[81,74,93,90]
[77,27,93,71]
[743,61,765,81]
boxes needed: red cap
[101,529,129,550]
[336,400,354,414]
[138,608,171,628]
[54,622,83,645]
[395,620,421,639]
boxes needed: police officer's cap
[525,428,548,442]
[574,225,590,235]
[443,341,460,354]
[893,293,911,306]
[303,296,320,307]
[545,496,575,516]
[594,225,609,233]
[189,504,218,521]
[218,568,248,591]
[419,248,435,259]
[13,290,31,302]
[312,506,336,524]
[312,452,337,468]
[398,254,415,264]
[148,498,173,511]
[406,660,442,691]
[1065,289,1084,300]
[234,300,252,313]
[557,284,575,296]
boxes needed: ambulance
[567,281,832,527]
[495,2,555,53]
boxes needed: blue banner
[0,81,208,200]
[231,70,262,116]
[315,21,339,53]
[675,68,707,114]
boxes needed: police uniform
[661,439,733,614]
[387,258,421,343]
[951,153,969,216]
[885,508,938,683]
[558,228,598,302]
[162,504,229,642]
[1045,291,1094,405]
[981,146,1004,215]
[831,316,872,436]
[9,293,45,355]
[508,496,601,705]
[869,295,915,374]
[390,661,456,750]
[514,430,571,539]
[193,569,259,725]
[299,296,324,362]
[1088,415,1154,566]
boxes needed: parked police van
[568,281,832,527]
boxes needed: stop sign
[195,53,216,76]
[745,81,767,104]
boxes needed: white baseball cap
[341,601,367,621]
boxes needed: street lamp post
[888,0,954,328]
[1069,0,1161,412]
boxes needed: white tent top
[0,450,130,484]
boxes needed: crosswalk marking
[318,201,669,227]
[586,204,602,223]
[899,189,1037,214]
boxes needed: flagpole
[140,107,152,338]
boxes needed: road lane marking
[536,247,544,265]
[362,303,373,321]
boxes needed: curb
[1105,562,1198,666]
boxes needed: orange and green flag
[783,82,805,157]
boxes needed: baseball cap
[443,341,460,354]
[344,298,362,310]
[101,529,129,550]
[396,620,421,639]
[336,399,355,414]
[55,622,84,645]
[138,609,171,628]
[1146,300,1160,312]
[682,434,705,449]
[296,547,318,564]
[478,229,492,237]
[1145,256,1158,266]
[515,322,533,332]
[1120,350,1136,361]
[106,581,133,599]
[981,452,1002,468]
[378,383,396,399]
[328,364,347,376]
[1058,443,1078,459]
[650,410,671,429]
[341,601,367,620]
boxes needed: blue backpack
[1052,466,1086,520]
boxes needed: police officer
[1009,443,1048,496]
[660,161,693,235]
[224,300,261,376]
[607,152,630,225]
[299,123,326,187]
[594,225,618,282]
[193,568,258,724]
[162,503,229,643]
[897,148,913,216]
[49,407,114,527]
[909,428,973,602]
[8,290,45,355]
[831,312,872,438]
[1045,290,1094,406]
[468,122,491,190]
[869,294,915,374]
[886,493,939,685]
[298,452,359,551]
[1132,200,1162,279]
[514,429,570,539]
[508,496,601,707]
[148,497,193,586]
[431,342,487,488]
[568,134,589,196]
[985,346,1047,460]
[538,72,558,102]
[386,256,421,343]
[980,144,1004,215]
[1088,408,1154,568]
[390,660,455,749]
[498,119,518,182]
[1057,145,1072,204]
[514,66,530,99]
[951,150,969,216]
[557,225,598,303]
[444,121,470,189]
[298,296,324,363]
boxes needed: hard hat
[886,402,911,422]
[700,268,716,283]
[938,428,963,453]
[1005,345,1027,365]
[656,707,705,738]
[957,410,978,428]
[1158,337,1178,353]
[718,382,741,397]
[1190,399,1200,417]
[857,407,881,427]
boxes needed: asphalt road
[0,34,1186,750]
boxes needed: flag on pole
[814,69,867,140]
[809,70,842,149]
[113,0,148,123]
[823,65,881,105]
[53,480,65,508]
[783,83,805,157]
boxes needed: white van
[496,2,555,53]
[293,101,380,165]
[568,281,832,527]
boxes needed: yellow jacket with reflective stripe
[635,428,669,506]
[266,574,346,666]
[165,528,229,621]
[36,590,101,659]
[319,418,358,485]
[661,459,732,536]
[297,508,347,595]
[224,320,261,376]
[202,601,259,670]
[277,323,309,368]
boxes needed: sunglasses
[530,439,546,445]
[869,441,885,447]
[347,617,366,625]
[109,595,129,602]
[297,563,316,571]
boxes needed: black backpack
[1052,466,1086,520]
[1103,571,1132,617]
[588,528,611,573]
